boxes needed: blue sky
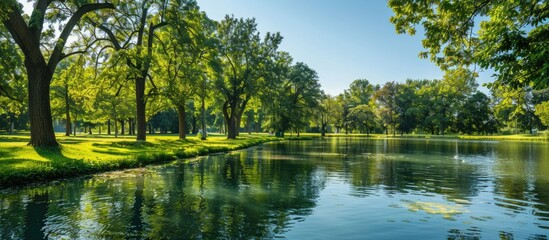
[197,0,492,95]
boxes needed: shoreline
[0,134,282,189]
[321,133,548,142]
[1,132,547,189]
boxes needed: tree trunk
[26,64,58,146]
[245,113,251,135]
[114,119,118,137]
[235,112,243,137]
[177,104,186,139]
[223,101,237,139]
[132,118,135,135]
[9,117,15,135]
[64,86,71,136]
[191,114,198,134]
[135,77,147,141]
[121,120,125,135]
[227,117,237,139]
[201,96,207,140]
[128,118,132,135]
[108,119,111,135]
[73,112,78,136]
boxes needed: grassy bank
[0,133,278,188]
[324,132,549,141]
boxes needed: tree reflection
[24,191,48,240]
[127,174,145,238]
[1,139,548,239]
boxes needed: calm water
[1,138,549,239]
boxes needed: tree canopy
[389,0,549,89]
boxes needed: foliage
[535,101,549,127]
[214,15,282,138]
[389,0,549,89]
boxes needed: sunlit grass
[0,133,278,188]
[324,132,548,141]
[459,133,547,141]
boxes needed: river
[1,138,548,239]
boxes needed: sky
[196,0,492,95]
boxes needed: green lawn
[324,132,549,141]
[0,133,279,188]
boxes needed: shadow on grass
[33,147,89,173]
[0,146,25,159]
[58,138,89,145]
[0,136,30,143]
[92,148,132,156]
[0,159,49,169]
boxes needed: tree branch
[48,3,115,74]
[60,37,111,61]
[3,5,45,66]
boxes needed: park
[1,0,548,239]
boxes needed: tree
[1,1,114,146]
[456,91,497,135]
[0,25,26,134]
[155,1,217,139]
[535,101,549,128]
[347,79,375,106]
[343,79,376,135]
[260,51,292,136]
[314,93,338,137]
[285,62,322,136]
[96,0,167,141]
[436,68,478,135]
[389,0,549,89]
[492,86,538,134]
[94,58,136,137]
[375,82,399,135]
[215,15,282,139]
[348,104,376,136]
[395,80,419,135]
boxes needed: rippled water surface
[1,138,549,239]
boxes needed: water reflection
[0,138,548,239]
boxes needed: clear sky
[197,0,492,95]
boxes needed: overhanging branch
[48,3,115,74]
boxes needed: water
[1,138,548,239]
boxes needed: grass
[0,133,279,188]
[324,132,549,141]
[458,133,548,141]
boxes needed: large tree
[314,93,338,137]
[1,1,114,146]
[96,0,167,141]
[375,81,399,135]
[215,15,282,139]
[284,62,322,136]
[389,0,549,89]
[155,0,216,139]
